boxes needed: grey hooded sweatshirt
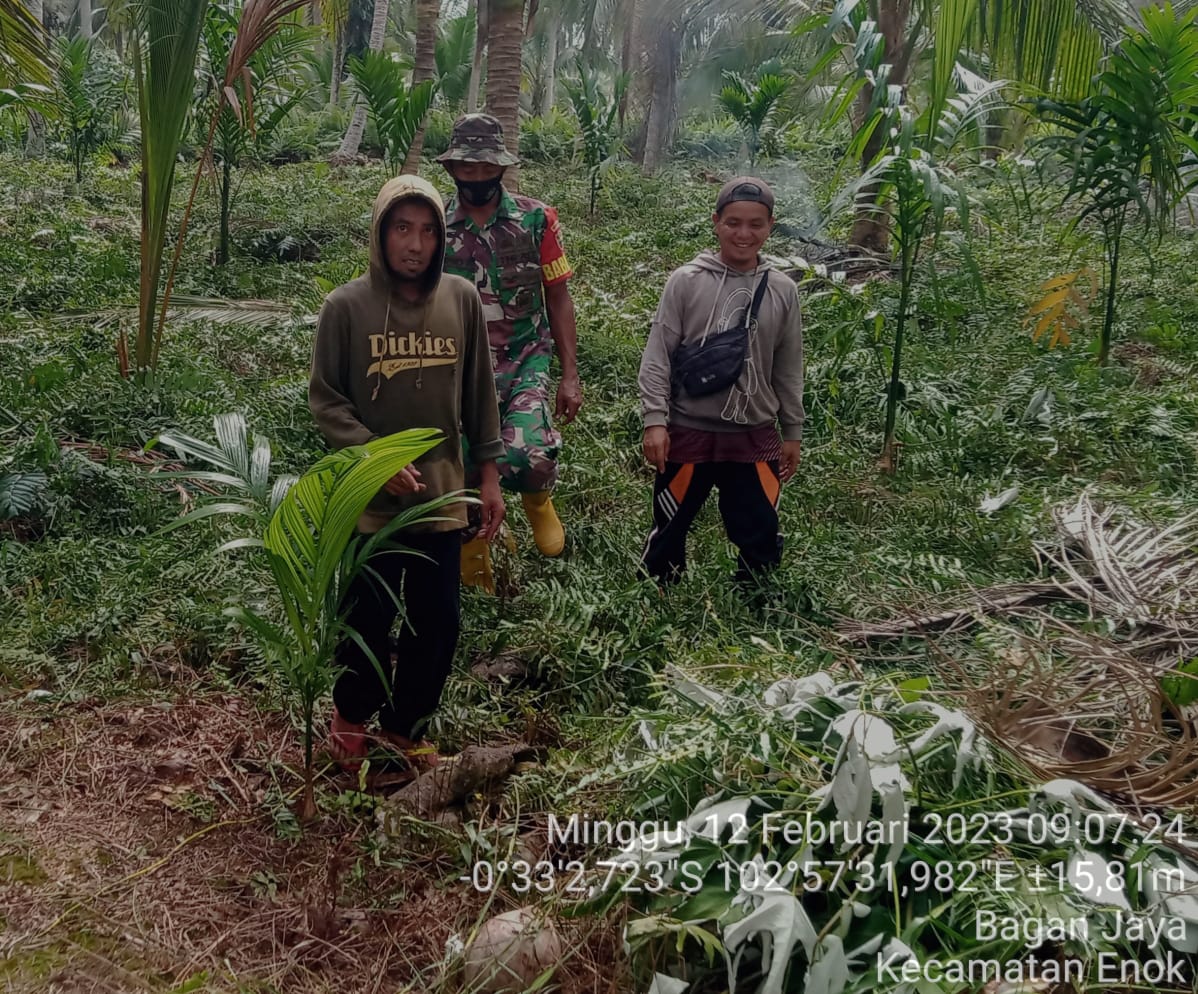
[309,175,503,533]
[638,250,804,441]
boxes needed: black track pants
[640,461,783,584]
[332,529,461,739]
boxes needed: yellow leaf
[1025,269,1096,350]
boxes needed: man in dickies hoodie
[309,174,504,773]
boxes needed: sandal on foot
[328,707,368,775]
[378,730,442,773]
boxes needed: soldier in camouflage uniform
[438,114,582,590]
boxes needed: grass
[1,147,1197,992]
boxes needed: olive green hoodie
[309,175,503,533]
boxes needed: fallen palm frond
[839,492,1198,647]
[841,492,1198,806]
[936,616,1198,808]
[56,295,303,331]
[1037,491,1198,629]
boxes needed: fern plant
[153,414,459,821]
[717,69,791,168]
[346,51,438,175]
[562,59,628,217]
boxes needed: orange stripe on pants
[755,462,780,507]
[669,463,695,505]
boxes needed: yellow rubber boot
[460,537,495,594]
[521,490,565,557]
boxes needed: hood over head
[369,175,447,301]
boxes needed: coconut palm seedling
[196,1,312,265]
[153,414,460,821]
[52,37,118,184]
[562,59,628,217]
[1030,3,1198,365]
[346,50,437,176]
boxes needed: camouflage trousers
[467,354,560,494]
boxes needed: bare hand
[555,375,583,425]
[383,464,425,496]
[477,478,506,541]
[643,426,669,474]
[779,440,801,483]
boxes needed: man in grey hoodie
[638,177,804,585]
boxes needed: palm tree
[155,417,456,823]
[78,0,93,38]
[131,0,210,376]
[335,0,389,161]
[799,0,1133,249]
[320,0,349,104]
[638,0,750,174]
[134,0,309,377]
[400,0,439,173]
[485,0,525,188]
[23,0,46,158]
[0,0,50,90]
[434,8,476,108]
[467,0,484,111]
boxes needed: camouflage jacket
[443,189,572,372]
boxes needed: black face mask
[455,176,502,207]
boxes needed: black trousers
[641,461,783,584]
[332,529,461,739]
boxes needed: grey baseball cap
[715,176,776,214]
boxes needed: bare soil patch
[0,688,620,993]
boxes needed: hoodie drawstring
[699,259,764,348]
[371,297,434,402]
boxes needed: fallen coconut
[462,906,562,993]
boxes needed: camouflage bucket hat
[436,113,520,166]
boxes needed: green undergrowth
[2,151,1198,990]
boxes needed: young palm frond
[1032,3,1198,362]
[346,51,437,175]
[155,0,309,348]
[562,58,628,216]
[152,416,461,821]
[717,69,791,167]
[130,0,209,376]
[435,10,475,107]
[0,0,50,88]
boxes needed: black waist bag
[671,271,769,397]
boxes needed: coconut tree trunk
[848,0,913,253]
[401,0,439,173]
[641,18,681,175]
[618,0,641,127]
[78,0,92,39]
[330,27,346,104]
[24,0,45,158]
[335,0,391,161]
[538,10,558,118]
[467,0,485,112]
[485,0,524,190]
